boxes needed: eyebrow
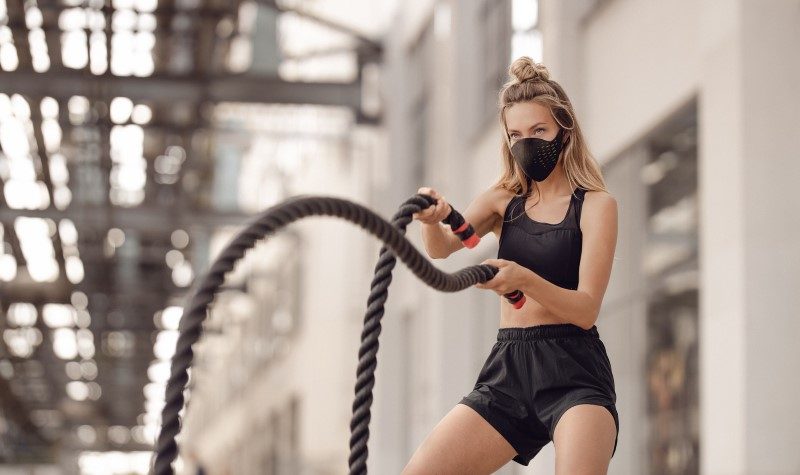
[508,122,547,133]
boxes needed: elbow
[426,248,447,259]
[580,304,601,330]
[428,244,458,260]
[443,240,465,259]
[566,312,595,331]
[427,237,462,260]
[566,297,599,331]
[430,250,450,260]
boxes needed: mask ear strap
[558,126,567,144]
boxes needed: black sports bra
[497,188,586,290]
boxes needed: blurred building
[0,0,388,473]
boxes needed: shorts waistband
[497,323,599,341]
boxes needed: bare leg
[401,403,517,475]
[553,404,616,475]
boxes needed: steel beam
[0,69,364,111]
[0,205,252,230]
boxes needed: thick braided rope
[151,194,498,475]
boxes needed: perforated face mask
[509,127,565,182]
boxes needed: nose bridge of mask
[509,128,564,182]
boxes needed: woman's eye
[511,128,544,138]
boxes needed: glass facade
[604,99,700,475]
[643,102,699,475]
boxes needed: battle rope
[151,193,526,475]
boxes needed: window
[469,0,511,137]
[602,99,699,472]
[480,0,512,124]
[406,18,434,184]
[511,0,543,61]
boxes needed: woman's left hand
[474,259,528,295]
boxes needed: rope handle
[416,193,527,310]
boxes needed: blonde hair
[492,56,608,201]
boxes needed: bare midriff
[498,298,567,328]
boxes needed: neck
[530,164,570,200]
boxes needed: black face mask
[509,127,565,182]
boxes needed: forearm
[517,269,598,330]
[420,222,460,259]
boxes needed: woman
[405,56,619,474]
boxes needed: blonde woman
[406,56,619,474]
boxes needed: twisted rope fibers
[151,194,501,475]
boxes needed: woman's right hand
[413,187,451,224]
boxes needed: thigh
[401,403,517,475]
[553,403,616,475]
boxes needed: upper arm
[576,191,618,323]
[443,185,504,257]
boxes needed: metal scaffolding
[0,0,382,464]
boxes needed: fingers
[413,201,440,222]
[413,187,448,224]
[434,195,449,218]
[481,258,505,268]
[424,197,448,223]
[417,186,440,199]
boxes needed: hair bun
[509,56,550,83]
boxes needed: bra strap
[508,193,526,221]
[573,188,586,227]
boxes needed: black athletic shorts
[458,323,619,466]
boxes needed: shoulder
[487,185,517,215]
[482,185,518,236]
[471,184,516,211]
[582,189,616,205]
[579,189,618,230]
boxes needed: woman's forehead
[505,101,552,129]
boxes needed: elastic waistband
[497,323,599,341]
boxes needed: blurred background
[0,0,798,474]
